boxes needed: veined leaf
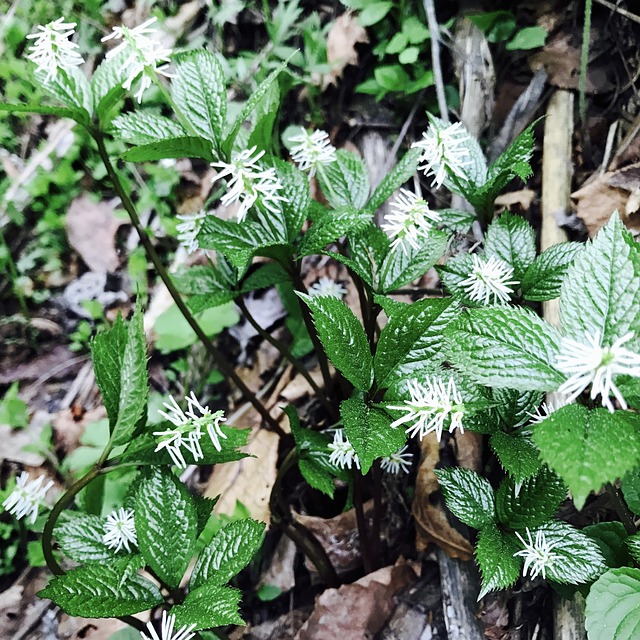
[172,583,243,630]
[521,242,583,301]
[316,150,370,210]
[121,136,215,162]
[490,431,541,483]
[347,222,390,289]
[299,208,371,256]
[266,158,310,241]
[484,212,536,282]
[111,112,186,145]
[55,514,114,563]
[37,66,92,114]
[92,50,129,119]
[475,523,521,599]
[365,146,421,213]
[0,102,89,125]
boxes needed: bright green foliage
[533,405,640,509]
[484,212,536,282]
[299,208,371,256]
[316,150,370,210]
[626,533,640,564]
[475,523,521,599]
[267,158,310,241]
[55,514,114,563]
[622,469,640,514]
[0,101,89,126]
[111,112,186,145]
[37,66,92,114]
[520,242,583,301]
[91,50,129,120]
[121,137,216,163]
[365,147,421,213]
[435,467,495,529]
[171,583,244,630]
[344,223,390,289]
[584,522,632,568]
[490,431,541,483]
[492,388,543,429]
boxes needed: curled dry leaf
[323,11,368,89]
[494,189,536,212]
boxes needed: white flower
[103,507,137,553]
[514,528,560,580]
[459,254,519,305]
[528,395,571,425]
[26,17,84,83]
[101,17,173,103]
[556,331,640,412]
[387,376,464,441]
[290,129,337,177]
[309,277,347,299]
[380,445,412,475]
[176,210,207,254]
[211,147,286,222]
[141,611,196,640]
[328,429,360,470]
[381,188,441,253]
[2,472,53,524]
[412,121,473,189]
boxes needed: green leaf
[340,395,407,474]
[37,66,92,114]
[583,522,632,568]
[316,150,370,210]
[446,307,564,391]
[111,112,186,145]
[374,65,410,92]
[247,81,280,152]
[475,523,521,599]
[91,51,129,119]
[484,212,536,281]
[122,137,215,162]
[374,298,457,388]
[266,158,310,241]
[38,557,162,617]
[345,223,390,289]
[358,1,393,26]
[191,519,265,589]
[506,26,547,50]
[521,242,584,301]
[492,388,543,429]
[55,514,114,562]
[533,405,640,509]
[365,147,421,213]
[486,121,536,187]
[378,229,448,292]
[299,208,371,256]
[586,568,640,640]
[298,293,373,391]
[172,50,226,145]
[496,467,566,529]
[134,467,198,589]
[0,102,89,125]
[435,467,495,529]
[622,468,640,514]
[626,533,640,564]
[172,584,243,630]
[490,431,542,483]
[560,211,640,342]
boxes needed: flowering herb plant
[2,12,640,640]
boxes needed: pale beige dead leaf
[65,196,126,272]
[52,405,107,456]
[258,534,297,594]
[494,189,536,211]
[324,12,368,88]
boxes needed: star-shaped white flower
[459,254,519,305]
[2,472,53,524]
[290,129,337,177]
[514,528,560,580]
[528,394,571,425]
[176,210,207,254]
[388,376,464,441]
[328,429,360,470]
[380,445,412,475]
[141,611,196,640]
[103,507,137,553]
[309,277,347,299]
[556,330,640,412]
[26,17,84,83]
[381,188,441,253]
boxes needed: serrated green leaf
[247,81,280,152]
[55,514,114,563]
[437,253,479,304]
[134,467,197,589]
[0,102,89,125]
[122,137,215,162]
[299,208,372,256]
[190,519,265,589]
[298,458,336,497]
[194,495,219,537]
[111,112,186,145]
[435,467,495,529]
[560,211,640,342]
[38,556,162,617]
[475,523,521,599]
[374,298,457,388]
[583,522,631,568]
[496,467,566,529]
[446,307,564,391]
[316,150,370,210]
[91,50,129,119]
[622,468,640,515]
[626,533,640,564]
[172,583,243,630]
[343,222,390,289]
[492,388,543,428]
[487,121,536,185]
[521,242,583,301]
[172,50,226,145]
[484,212,535,281]
[37,66,92,114]
[298,293,373,391]
[490,431,541,482]
[266,158,309,241]
[586,567,640,639]
[618,376,640,410]
[438,208,476,233]
[365,147,421,213]
[533,405,640,509]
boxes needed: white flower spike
[381,188,441,253]
[388,376,464,442]
[103,507,137,553]
[459,254,519,305]
[556,330,640,412]
[26,17,84,83]
[309,277,347,299]
[328,429,360,470]
[176,210,207,254]
[528,395,571,425]
[290,129,337,177]
[2,472,53,524]
[514,528,559,581]
[141,611,196,640]
[380,445,413,475]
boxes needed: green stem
[92,129,284,437]
[0,226,30,323]
[353,469,373,574]
[605,482,636,535]
[579,0,593,129]
[370,460,383,570]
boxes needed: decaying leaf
[323,12,368,88]
[494,189,536,212]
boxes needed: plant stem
[579,0,593,129]
[370,460,383,570]
[353,469,373,574]
[0,226,30,323]
[605,482,637,535]
[92,130,284,437]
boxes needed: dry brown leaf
[52,406,108,457]
[324,12,368,88]
[412,433,474,559]
[494,189,536,211]
[454,431,483,473]
[258,534,297,594]
[65,196,126,272]
[0,344,82,385]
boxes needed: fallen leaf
[258,534,297,594]
[494,189,536,211]
[0,344,84,385]
[52,406,107,457]
[323,12,368,88]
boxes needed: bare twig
[593,0,640,25]
[423,0,449,122]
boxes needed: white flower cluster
[309,277,347,299]
[459,254,518,305]
[211,147,286,222]
[513,528,559,580]
[103,507,137,553]
[154,392,227,468]
[290,129,337,177]
[2,472,53,524]
[328,429,360,470]
[380,445,413,475]
[141,611,196,640]
[176,210,208,254]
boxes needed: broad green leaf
[533,405,640,509]
[37,66,92,114]
[266,158,310,241]
[584,522,632,568]
[437,253,479,304]
[475,523,520,599]
[194,495,219,537]
[365,147,421,213]
[172,50,226,145]
[560,211,640,342]
[111,112,186,145]
[358,1,393,26]
[521,242,583,301]
[438,208,476,233]
[492,388,543,429]
[298,458,336,497]
[122,137,215,162]
[622,468,640,515]
[619,376,640,411]
[506,26,547,50]
[626,533,640,564]
[91,50,129,119]
[484,212,535,281]
[496,467,566,529]
[345,222,390,289]
[247,81,280,152]
[340,395,407,474]
[435,467,495,529]
[55,514,113,563]
[172,583,243,630]
[316,150,370,210]
[0,102,89,125]
[134,467,197,589]
[586,568,640,640]
[446,307,564,391]
[486,121,535,186]
[191,519,265,589]
[298,293,373,391]
[38,557,162,617]
[299,208,371,256]
[490,431,541,483]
